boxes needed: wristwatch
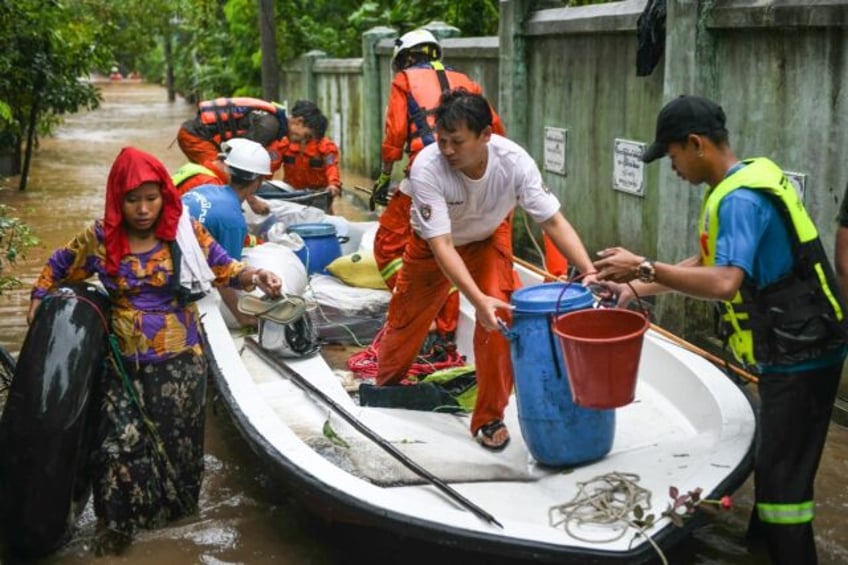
[637,258,656,283]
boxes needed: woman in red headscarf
[27,147,282,554]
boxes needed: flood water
[1,81,847,564]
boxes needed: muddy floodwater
[1,81,847,564]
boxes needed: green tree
[137,0,508,101]
[0,0,110,190]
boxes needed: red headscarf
[104,147,183,275]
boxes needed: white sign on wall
[612,138,646,197]
[544,127,567,176]
[784,170,806,203]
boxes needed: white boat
[200,221,756,563]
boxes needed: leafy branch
[0,204,39,293]
[629,485,733,564]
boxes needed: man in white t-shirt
[376,89,597,451]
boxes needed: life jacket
[172,162,219,187]
[197,97,287,144]
[699,157,847,368]
[279,136,341,190]
[402,62,479,157]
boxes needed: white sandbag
[322,215,350,239]
[305,273,389,344]
[305,273,390,314]
[241,243,308,295]
[356,222,380,254]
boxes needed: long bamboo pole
[245,338,504,528]
[511,256,759,384]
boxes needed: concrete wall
[278,2,848,333]
[498,0,848,334]
[278,24,502,179]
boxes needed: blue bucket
[288,223,342,274]
[509,283,615,467]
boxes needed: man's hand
[369,172,392,211]
[247,194,270,216]
[474,296,515,332]
[594,247,642,283]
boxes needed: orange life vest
[197,97,286,143]
[402,65,482,157]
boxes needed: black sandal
[476,419,510,452]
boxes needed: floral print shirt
[32,219,246,363]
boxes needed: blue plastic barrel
[509,282,615,467]
[288,223,342,274]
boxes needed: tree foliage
[0,0,110,183]
[137,0,504,102]
[0,204,38,293]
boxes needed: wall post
[652,0,718,334]
[300,50,327,104]
[498,0,535,148]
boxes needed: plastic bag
[305,274,390,344]
[636,0,666,77]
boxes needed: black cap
[642,95,727,163]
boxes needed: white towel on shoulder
[177,207,216,294]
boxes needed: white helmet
[222,138,271,178]
[392,29,441,71]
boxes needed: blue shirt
[182,184,247,259]
[714,188,793,288]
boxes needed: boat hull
[208,341,753,563]
[202,275,756,563]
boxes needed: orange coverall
[376,220,516,434]
[374,65,505,335]
[279,136,341,190]
[177,97,287,176]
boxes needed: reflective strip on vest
[379,257,460,293]
[380,257,404,282]
[757,500,815,525]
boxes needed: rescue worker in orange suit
[277,100,342,214]
[376,89,597,452]
[177,97,287,215]
[178,96,288,175]
[370,28,506,340]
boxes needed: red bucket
[552,308,649,409]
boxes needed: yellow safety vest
[699,158,845,367]
[171,162,217,188]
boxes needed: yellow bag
[325,251,388,290]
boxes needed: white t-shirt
[409,134,561,247]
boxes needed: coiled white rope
[548,472,668,565]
